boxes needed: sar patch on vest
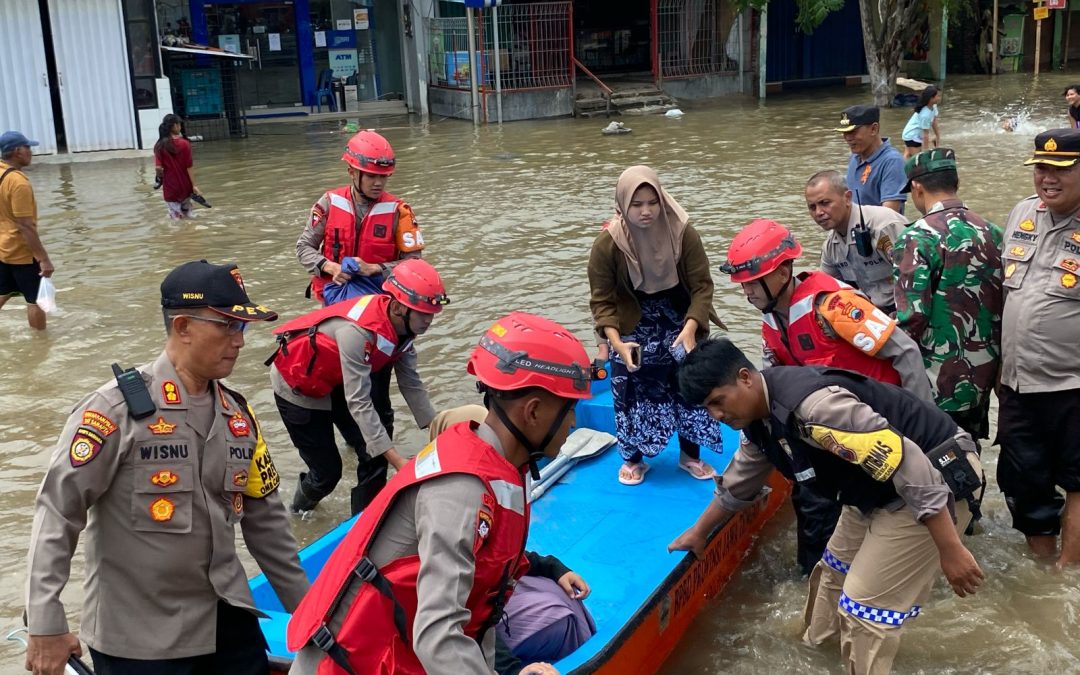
[805,424,903,482]
[797,334,815,351]
[70,428,105,467]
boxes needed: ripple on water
[3,72,1079,671]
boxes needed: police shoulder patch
[70,428,105,467]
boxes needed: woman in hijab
[587,166,726,485]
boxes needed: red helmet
[720,219,803,283]
[342,130,395,175]
[382,259,449,314]
[468,313,593,400]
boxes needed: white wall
[138,78,174,149]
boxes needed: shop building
[157,0,412,113]
[0,0,173,154]
[419,0,754,122]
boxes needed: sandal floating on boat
[679,459,715,480]
[618,461,649,485]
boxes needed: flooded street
[3,71,1079,672]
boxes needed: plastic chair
[315,68,336,112]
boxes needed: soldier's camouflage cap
[902,148,958,193]
[1024,129,1080,167]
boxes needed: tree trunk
[857,0,926,106]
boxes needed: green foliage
[731,0,848,34]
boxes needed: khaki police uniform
[820,204,910,312]
[26,352,310,660]
[997,194,1080,534]
[713,374,979,675]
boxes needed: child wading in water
[153,114,201,219]
[901,85,942,158]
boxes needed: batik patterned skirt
[609,296,724,460]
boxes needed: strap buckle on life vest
[312,624,358,675]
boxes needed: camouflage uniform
[893,198,1003,436]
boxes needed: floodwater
[2,71,1078,673]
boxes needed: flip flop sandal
[618,461,650,486]
[679,459,716,480]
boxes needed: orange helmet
[342,130,395,175]
[382,259,449,314]
[468,313,593,400]
[720,219,803,283]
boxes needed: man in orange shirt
[0,131,53,330]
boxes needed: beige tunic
[820,205,910,310]
[26,352,309,659]
[999,196,1080,392]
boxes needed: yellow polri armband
[805,424,903,482]
[244,404,281,497]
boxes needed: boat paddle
[530,427,616,502]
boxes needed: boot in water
[290,473,321,514]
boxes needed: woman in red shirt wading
[153,114,202,220]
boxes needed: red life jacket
[287,421,531,675]
[271,294,406,399]
[311,186,402,302]
[762,271,901,385]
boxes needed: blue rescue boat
[251,372,790,674]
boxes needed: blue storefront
[765,0,866,84]
[170,0,405,108]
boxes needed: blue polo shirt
[845,137,907,213]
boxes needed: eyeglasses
[171,314,248,335]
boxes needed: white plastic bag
[36,277,57,313]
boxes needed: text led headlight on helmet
[479,336,590,392]
[722,234,799,276]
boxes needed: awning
[160,44,255,59]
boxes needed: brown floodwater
[2,71,1078,673]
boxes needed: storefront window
[308,0,379,101]
[124,0,160,108]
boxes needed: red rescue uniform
[762,271,902,385]
[310,187,422,302]
[271,294,406,399]
[287,421,530,674]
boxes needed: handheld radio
[111,363,157,420]
[853,190,874,258]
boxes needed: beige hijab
[606,165,688,294]
[428,404,488,442]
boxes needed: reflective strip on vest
[489,479,525,515]
[375,333,396,357]
[763,314,779,330]
[369,201,398,217]
[345,296,374,320]
[794,467,816,482]
[822,549,850,574]
[328,191,355,215]
[839,592,920,626]
[789,293,816,324]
